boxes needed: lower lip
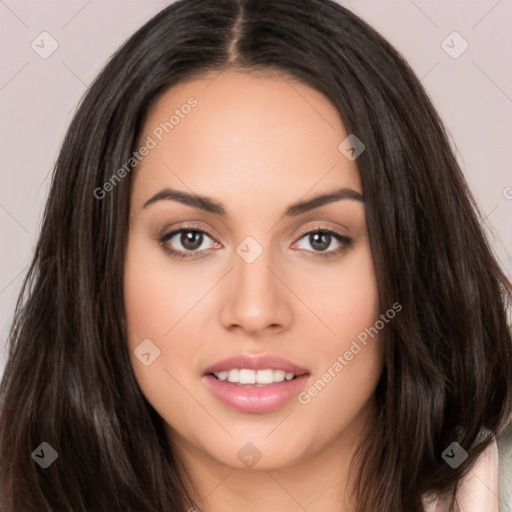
[203,374,309,414]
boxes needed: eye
[160,227,221,259]
[159,225,353,260]
[293,228,353,258]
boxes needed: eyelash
[159,224,353,260]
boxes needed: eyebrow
[142,187,364,216]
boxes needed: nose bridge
[234,235,278,306]
[219,234,292,333]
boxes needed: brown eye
[295,229,353,257]
[160,227,220,259]
[180,230,203,251]
[309,232,331,251]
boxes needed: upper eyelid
[161,225,212,240]
[296,225,349,238]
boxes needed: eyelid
[291,225,353,257]
[159,223,221,260]
[160,223,217,242]
[294,222,348,239]
[159,220,227,246]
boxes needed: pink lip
[203,354,309,376]
[203,354,310,414]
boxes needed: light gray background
[1,0,511,376]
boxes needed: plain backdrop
[1,0,511,376]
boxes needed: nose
[219,247,293,336]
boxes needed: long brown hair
[1,0,511,510]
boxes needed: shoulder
[423,424,512,512]
[498,419,512,511]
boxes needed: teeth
[227,369,239,382]
[217,371,229,381]
[257,369,276,384]
[214,369,296,384]
[239,369,256,384]
[271,370,285,383]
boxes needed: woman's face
[124,70,383,473]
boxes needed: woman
[1,0,511,510]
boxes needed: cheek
[295,241,380,340]
[123,234,200,410]
[292,243,383,421]
[123,230,206,345]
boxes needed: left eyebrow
[142,187,364,216]
[284,188,364,216]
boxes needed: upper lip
[203,354,310,376]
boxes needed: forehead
[131,70,362,212]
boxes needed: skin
[124,69,384,512]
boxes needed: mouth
[202,354,310,413]
[209,368,301,386]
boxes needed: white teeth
[213,368,296,384]
[273,370,286,382]
[239,369,256,384]
[227,369,239,382]
[256,369,274,384]
[217,371,229,381]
